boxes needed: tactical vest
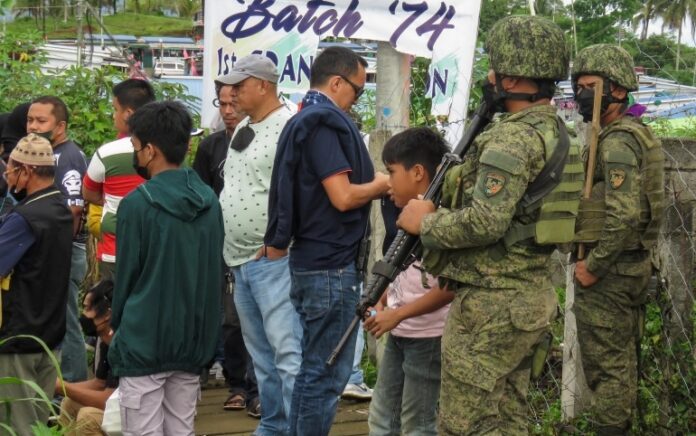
[574,117,664,249]
[496,117,584,252]
[424,113,583,272]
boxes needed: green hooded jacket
[109,167,224,377]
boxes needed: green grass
[5,13,193,38]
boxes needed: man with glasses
[265,46,389,436]
[217,54,302,436]
[0,134,73,435]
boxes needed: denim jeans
[232,256,302,436]
[60,243,87,382]
[289,264,361,436]
[347,323,366,385]
[368,334,442,436]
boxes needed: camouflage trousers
[439,286,557,435]
[574,257,651,430]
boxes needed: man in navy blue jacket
[265,46,389,436]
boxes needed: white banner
[203,0,482,141]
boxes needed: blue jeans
[348,323,366,385]
[60,243,87,382]
[289,264,361,436]
[232,256,302,436]
[368,334,442,436]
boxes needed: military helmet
[571,44,638,91]
[486,15,569,81]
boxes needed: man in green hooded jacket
[108,101,224,435]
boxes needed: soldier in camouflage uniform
[572,44,664,434]
[397,16,569,435]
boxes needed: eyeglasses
[334,74,364,99]
[229,125,255,152]
[2,166,21,182]
[213,98,236,109]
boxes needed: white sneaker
[341,383,373,400]
[210,361,225,381]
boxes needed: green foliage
[0,29,199,157]
[0,334,65,434]
[5,12,193,39]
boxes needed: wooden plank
[195,388,370,435]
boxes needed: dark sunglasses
[229,125,255,152]
[335,74,364,99]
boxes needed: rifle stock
[327,101,494,366]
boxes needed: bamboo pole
[577,77,604,260]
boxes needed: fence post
[366,42,410,364]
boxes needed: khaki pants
[119,371,200,436]
[58,397,105,436]
[0,351,59,436]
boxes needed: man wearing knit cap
[0,134,73,435]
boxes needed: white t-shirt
[387,263,450,338]
[220,105,293,267]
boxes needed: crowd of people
[0,13,664,436]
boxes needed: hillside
[6,13,193,38]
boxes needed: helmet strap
[495,73,555,103]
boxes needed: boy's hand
[397,196,435,235]
[374,172,390,195]
[364,306,402,339]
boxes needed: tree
[632,0,659,41]
[658,0,696,71]
[572,0,641,48]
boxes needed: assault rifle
[327,101,495,366]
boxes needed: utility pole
[366,42,411,365]
[76,0,84,67]
[570,0,578,57]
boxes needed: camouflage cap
[571,44,638,91]
[486,15,569,81]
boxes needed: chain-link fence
[524,137,696,434]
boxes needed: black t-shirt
[53,140,87,243]
[192,130,229,197]
[95,342,118,388]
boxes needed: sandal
[223,393,247,411]
[247,397,261,419]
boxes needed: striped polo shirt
[83,136,144,263]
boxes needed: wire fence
[523,136,696,434]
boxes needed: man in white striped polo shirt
[82,79,155,279]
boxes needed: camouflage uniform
[419,16,569,435]
[571,44,665,433]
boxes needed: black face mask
[481,79,507,114]
[132,149,152,180]
[576,88,599,123]
[36,130,54,143]
[79,314,98,337]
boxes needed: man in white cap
[0,134,73,435]
[217,54,302,435]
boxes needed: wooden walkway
[195,387,370,436]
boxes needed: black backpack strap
[517,118,571,216]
